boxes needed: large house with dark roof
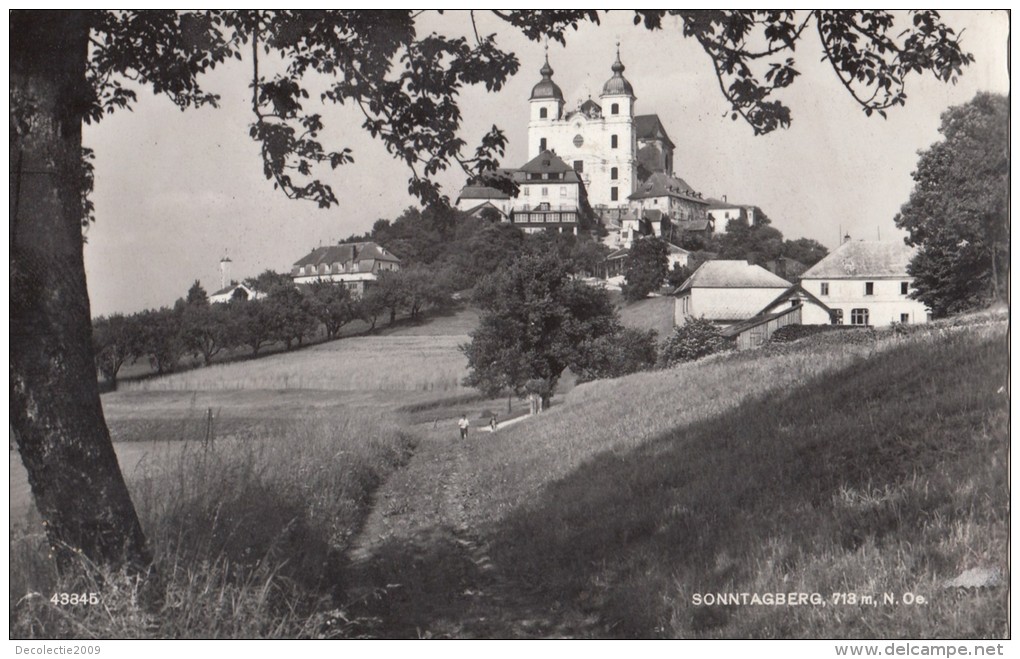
[290,241,400,296]
[627,172,711,244]
[510,150,591,235]
[799,239,929,326]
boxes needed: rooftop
[634,114,675,149]
[801,240,916,279]
[629,172,708,203]
[674,260,792,293]
[293,241,400,268]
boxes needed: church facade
[527,49,675,211]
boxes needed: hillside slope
[465,319,1008,638]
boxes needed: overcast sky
[82,10,1010,316]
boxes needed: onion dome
[601,47,634,96]
[530,55,564,101]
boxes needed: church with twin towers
[527,46,675,209]
[457,46,697,236]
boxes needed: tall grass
[122,336,471,393]
[467,319,1008,638]
[10,413,416,638]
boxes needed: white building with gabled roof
[799,239,929,326]
[672,260,792,328]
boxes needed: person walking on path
[489,414,498,433]
[458,413,470,440]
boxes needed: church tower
[528,54,564,157]
[599,46,637,207]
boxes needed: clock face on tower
[573,134,584,147]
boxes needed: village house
[705,197,763,234]
[455,186,513,220]
[208,283,261,304]
[627,172,710,232]
[799,239,929,326]
[672,260,792,328]
[509,150,591,235]
[290,241,401,296]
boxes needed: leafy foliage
[659,317,732,366]
[622,236,669,301]
[307,280,356,339]
[573,328,659,383]
[635,10,973,134]
[92,314,141,388]
[463,253,620,399]
[77,10,974,212]
[894,93,1008,317]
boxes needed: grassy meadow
[462,315,1008,637]
[9,305,1008,638]
[11,414,416,638]
[10,310,479,638]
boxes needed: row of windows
[538,135,620,151]
[304,262,361,275]
[820,282,911,296]
[833,309,911,326]
[523,187,570,197]
[538,102,620,120]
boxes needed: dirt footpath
[341,421,600,638]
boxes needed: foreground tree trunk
[10,11,152,573]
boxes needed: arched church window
[610,167,618,180]
[540,137,547,151]
[611,103,619,115]
[539,107,548,119]
[611,134,618,149]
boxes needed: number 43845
[50,593,100,606]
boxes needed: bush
[573,328,658,382]
[769,324,862,343]
[659,317,731,366]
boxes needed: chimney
[843,233,852,244]
[352,244,359,260]
[722,194,727,203]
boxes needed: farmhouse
[672,260,792,328]
[799,239,929,326]
[290,241,401,296]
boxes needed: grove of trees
[92,268,460,387]
[10,9,975,576]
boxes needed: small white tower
[219,255,232,290]
[599,44,638,208]
[528,50,565,158]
